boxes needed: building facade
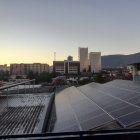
[78,47,102,73]
[10,63,49,75]
[53,61,80,75]
[78,47,89,72]
[89,52,101,73]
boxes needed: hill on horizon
[101,52,140,68]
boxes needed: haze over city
[0,0,140,65]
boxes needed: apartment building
[10,63,49,75]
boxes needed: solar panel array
[52,80,140,132]
[53,87,114,132]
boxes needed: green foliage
[94,72,111,83]
[83,68,87,72]
[52,76,67,85]
[0,71,10,81]
[27,71,54,84]
[78,78,91,85]
[88,66,91,72]
[38,72,53,83]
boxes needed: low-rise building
[53,61,80,75]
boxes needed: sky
[0,0,140,65]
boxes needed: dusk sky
[0,0,140,65]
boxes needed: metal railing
[0,79,36,108]
[0,79,35,91]
[1,128,140,139]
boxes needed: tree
[52,76,67,85]
[0,70,10,81]
[27,71,39,83]
[94,72,111,83]
[27,71,55,84]
[38,72,53,83]
[83,68,86,72]
[88,66,91,72]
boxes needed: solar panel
[65,87,113,121]
[78,80,140,128]
[79,85,130,112]
[99,85,136,98]
[77,109,104,122]
[80,113,113,130]
[92,84,140,107]
[127,95,140,104]
[110,105,139,118]
[135,102,140,107]
[61,124,80,132]
[104,102,129,112]
[53,123,80,132]
[120,93,138,100]
[52,90,80,132]
[52,80,140,132]
[105,80,140,93]
[53,86,114,132]
[118,110,140,127]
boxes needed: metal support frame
[6,88,9,108]
[1,128,140,139]
[29,83,30,93]
[24,83,26,94]
[0,79,36,99]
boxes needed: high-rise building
[89,52,101,73]
[78,47,89,72]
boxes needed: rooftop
[1,79,140,139]
[0,80,52,135]
[0,94,50,135]
[51,80,140,132]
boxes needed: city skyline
[0,0,140,65]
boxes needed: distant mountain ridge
[101,52,140,68]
